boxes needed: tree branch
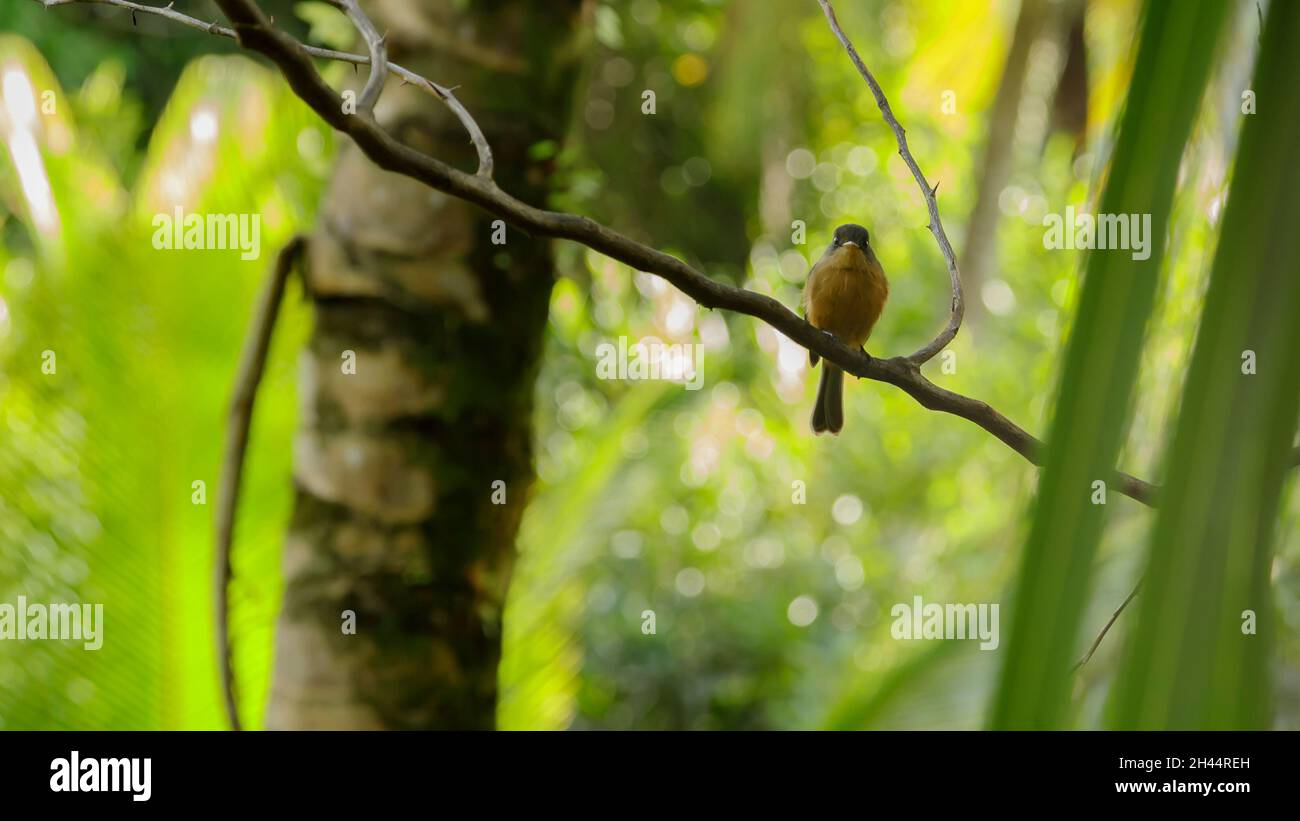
[38,0,1167,505]
[214,236,304,731]
[37,0,492,176]
[332,0,387,116]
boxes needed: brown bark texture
[265,0,586,729]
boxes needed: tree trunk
[264,0,586,729]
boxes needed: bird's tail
[811,364,844,435]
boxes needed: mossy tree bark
[264,0,585,729]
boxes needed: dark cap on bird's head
[831,223,870,249]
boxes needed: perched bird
[801,224,889,434]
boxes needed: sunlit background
[0,0,1295,729]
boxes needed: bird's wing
[803,259,822,366]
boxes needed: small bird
[801,224,889,435]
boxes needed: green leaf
[1106,0,1300,729]
[990,0,1229,729]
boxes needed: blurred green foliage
[0,0,1296,730]
[0,35,330,728]
[992,0,1228,730]
[1108,0,1300,729]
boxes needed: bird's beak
[842,241,859,248]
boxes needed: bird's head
[830,223,871,251]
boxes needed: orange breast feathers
[801,244,889,347]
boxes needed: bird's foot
[856,346,873,378]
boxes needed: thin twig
[817,0,963,365]
[333,0,387,116]
[215,236,304,731]
[1072,580,1142,672]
